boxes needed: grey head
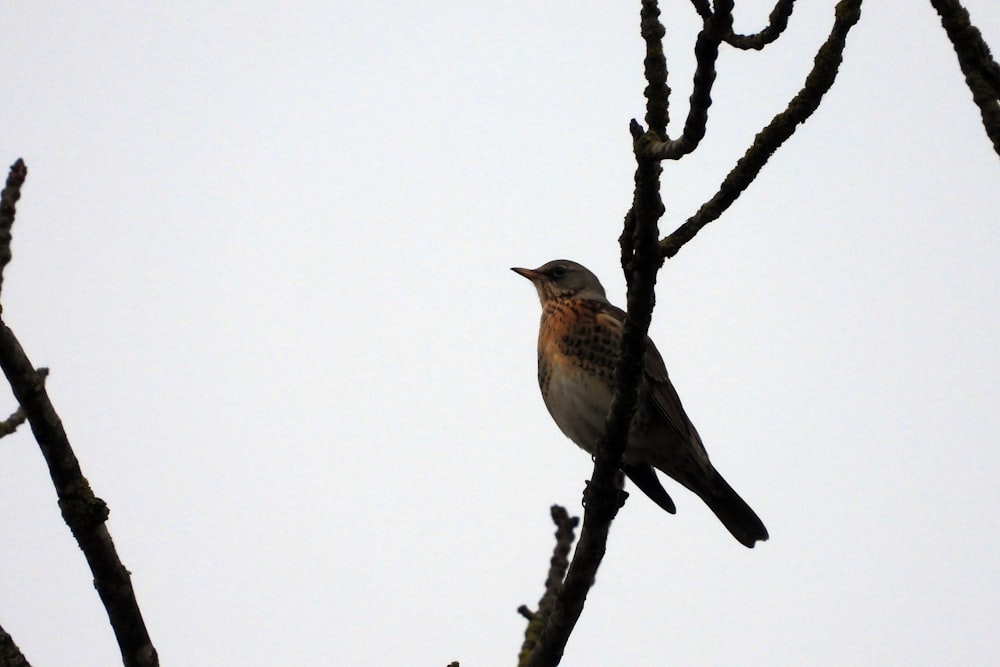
[511,259,608,305]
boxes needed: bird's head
[511,259,608,304]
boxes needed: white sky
[1,2,998,665]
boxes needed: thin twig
[660,0,864,258]
[0,159,27,311]
[517,506,579,666]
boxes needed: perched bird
[512,259,768,548]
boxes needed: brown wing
[600,304,711,467]
[594,304,768,547]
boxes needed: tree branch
[726,0,796,50]
[929,0,1000,156]
[689,0,711,20]
[0,367,47,438]
[0,159,27,310]
[0,160,159,667]
[523,158,662,666]
[0,622,32,667]
[517,506,579,666]
[522,5,670,665]
[660,0,864,258]
[519,0,866,663]
[642,0,732,159]
[641,0,670,138]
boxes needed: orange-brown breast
[537,299,620,384]
[536,297,623,452]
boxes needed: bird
[512,259,768,548]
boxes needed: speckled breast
[536,297,646,453]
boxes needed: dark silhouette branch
[0,622,32,667]
[929,0,1000,156]
[660,0,864,259]
[523,155,663,667]
[521,0,867,663]
[673,0,730,156]
[522,6,670,665]
[0,159,27,311]
[0,160,159,667]
[642,0,732,159]
[642,0,670,138]
[517,506,579,666]
[689,0,711,20]
[725,0,796,50]
[642,0,798,161]
[687,0,794,49]
[0,367,47,439]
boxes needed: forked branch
[659,0,863,259]
[520,2,864,665]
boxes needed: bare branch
[517,506,579,666]
[641,0,670,138]
[643,0,732,159]
[0,160,159,667]
[929,0,1000,156]
[643,0,798,160]
[689,0,711,20]
[0,367,47,438]
[523,9,670,663]
[0,622,32,667]
[519,0,867,663]
[725,0,796,50]
[0,159,27,310]
[660,0,864,258]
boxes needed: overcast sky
[1,2,999,666]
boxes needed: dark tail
[623,462,676,514]
[701,471,769,548]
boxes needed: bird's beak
[511,267,542,281]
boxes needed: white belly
[542,361,614,455]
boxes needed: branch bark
[0,368,47,438]
[0,159,26,311]
[0,622,32,667]
[642,0,732,159]
[659,0,864,259]
[929,0,1000,156]
[521,1,865,664]
[517,506,579,666]
[522,147,663,667]
[0,160,159,667]
[725,0,796,50]
[521,6,669,666]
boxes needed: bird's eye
[550,265,568,279]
